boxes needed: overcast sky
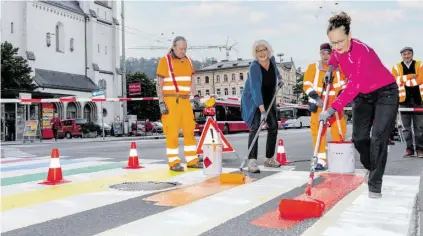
[122,0,422,70]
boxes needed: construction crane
[127,37,238,60]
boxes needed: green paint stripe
[1,162,125,186]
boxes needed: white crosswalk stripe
[1,147,37,158]
[0,158,419,236]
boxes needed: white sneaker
[369,191,382,198]
[248,159,260,173]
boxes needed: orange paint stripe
[143,175,254,207]
[250,173,364,230]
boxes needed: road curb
[1,136,166,146]
[411,171,423,236]
[419,171,423,236]
[407,170,423,236]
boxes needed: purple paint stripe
[1,158,38,164]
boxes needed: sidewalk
[0,135,165,146]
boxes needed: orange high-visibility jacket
[303,61,347,104]
[391,60,423,103]
[156,54,195,96]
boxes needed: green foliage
[292,74,309,105]
[1,41,35,91]
[126,72,161,121]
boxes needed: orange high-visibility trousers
[310,106,347,166]
[162,97,199,168]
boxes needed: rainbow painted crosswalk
[0,156,419,236]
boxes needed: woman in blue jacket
[241,40,284,173]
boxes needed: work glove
[193,96,201,108]
[323,70,334,86]
[159,101,169,115]
[260,111,267,123]
[315,97,323,107]
[319,107,336,123]
[277,74,284,88]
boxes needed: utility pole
[121,0,127,118]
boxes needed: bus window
[280,109,294,119]
[215,105,226,121]
[193,109,206,124]
[296,108,310,117]
[226,106,243,121]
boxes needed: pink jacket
[329,38,396,111]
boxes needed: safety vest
[162,53,194,96]
[392,60,423,103]
[303,61,346,104]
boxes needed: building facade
[194,58,298,105]
[1,0,123,124]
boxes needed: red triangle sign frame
[196,117,235,154]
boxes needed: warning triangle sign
[196,117,234,154]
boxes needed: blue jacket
[241,56,280,128]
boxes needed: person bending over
[319,12,399,199]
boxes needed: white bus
[278,106,311,129]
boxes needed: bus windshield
[279,109,294,119]
[193,109,207,124]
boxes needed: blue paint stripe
[1,159,89,172]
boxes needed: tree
[1,41,35,91]
[126,72,161,121]
[292,74,308,105]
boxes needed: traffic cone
[124,142,144,169]
[276,139,290,165]
[38,148,71,185]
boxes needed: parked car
[95,121,111,136]
[58,118,87,139]
[153,122,163,133]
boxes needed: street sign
[196,117,234,154]
[19,93,31,105]
[92,89,105,99]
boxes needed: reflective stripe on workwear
[308,61,340,104]
[163,54,194,96]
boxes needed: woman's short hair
[251,40,273,60]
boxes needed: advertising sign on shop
[129,82,141,96]
[42,103,54,139]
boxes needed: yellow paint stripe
[1,166,198,212]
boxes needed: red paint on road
[250,173,364,230]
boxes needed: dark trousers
[400,105,423,151]
[352,83,399,193]
[52,128,58,140]
[247,104,278,159]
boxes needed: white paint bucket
[327,140,356,174]
[202,143,223,176]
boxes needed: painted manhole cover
[109,181,181,191]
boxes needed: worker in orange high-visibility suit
[156,36,202,172]
[303,43,348,170]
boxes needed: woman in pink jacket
[319,12,399,199]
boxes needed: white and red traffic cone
[38,148,71,185]
[124,142,144,169]
[276,139,290,165]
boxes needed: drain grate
[109,181,181,191]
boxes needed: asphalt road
[2,125,423,236]
[3,124,422,176]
